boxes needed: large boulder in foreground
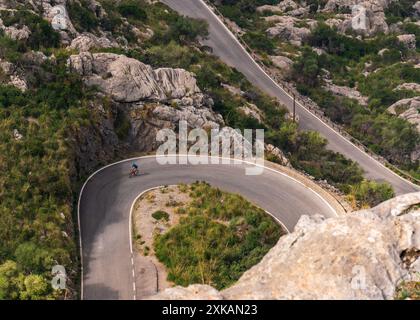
[148,192,420,300]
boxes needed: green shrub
[0,10,60,50]
[0,85,28,108]
[243,31,276,54]
[267,123,364,192]
[0,260,55,300]
[143,41,198,69]
[150,14,209,45]
[350,113,419,167]
[154,182,282,289]
[152,210,170,221]
[67,0,99,32]
[292,47,322,87]
[358,63,420,108]
[385,0,417,24]
[395,281,420,300]
[307,23,399,61]
[118,0,147,20]
[0,34,24,62]
[351,180,395,207]
[0,47,94,299]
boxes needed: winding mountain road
[79,156,338,299]
[161,0,419,195]
[78,0,419,300]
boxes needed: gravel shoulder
[132,185,191,299]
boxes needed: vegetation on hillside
[0,10,60,50]
[0,0,400,299]
[0,47,93,299]
[208,0,420,180]
[135,36,373,195]
[292,25,420,175]
[0,0,211,299]
[154,182,284,290]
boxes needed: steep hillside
[0,0,400,299]
[210,0,420,179]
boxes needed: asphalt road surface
[79,156,337,299]
[79,0,419,300]
[161,0,419,195]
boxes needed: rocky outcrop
[257,0,309,17]
[322,0,391,36]
[378,48,389,56]
[67,52,228,154]
[8,75,27,91]
[68,52,203,103]
[397,34,417,50]
[238,103,264,123]
[0,0,144,47]
[323,0,394,12]
[258,0,393,36]
[0,59,27,91]
[68,33,118,52]
[415,1,420,17]
[0,1,75,44]
[394,83,420,93]
[257,0,299,14]
[221,83,243,96]
[3,25,31,41]
[46,3,77,35]
[313,47,326,56]
[69,98,122,176]
[127,102,223,152]
[148,192,420,300]
[270,55,294,74]
[0,8,30,40]
[324,81,369,106]
[265,144,290,167]
[325,18,344,29]
[387,97,420,132]
[287,6,310,17]
[266,16,311,46]
[69,94,223,174]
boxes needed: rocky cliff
[66,52,227,155]
[148,192,420,300]
[68,52,204,104]
[0,0,291,176]
[66,51,292,165]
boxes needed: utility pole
[293,93,296,123]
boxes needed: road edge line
[128,184,291,300]
[78,154,338,299]
[129,185,168,300]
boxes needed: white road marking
[78,155,340,299]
